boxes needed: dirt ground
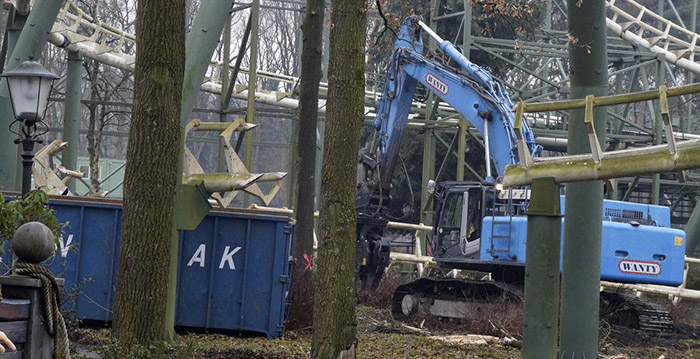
[68,298,700,359]
[65,272,700,358]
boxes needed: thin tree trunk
[90,110,105,193]
[86,89,100,194]
[311,0,367,357]
[287,0,325,329]
[112,0,185,347]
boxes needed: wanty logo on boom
[618,260,660,276]
[426,73,448,95]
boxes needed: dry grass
[69,272,700,358]
[285,270,314,331]
[355,271,401,308]
[71,303,700,359]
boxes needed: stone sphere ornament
[12,222,55,263]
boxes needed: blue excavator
[355,15,685,331]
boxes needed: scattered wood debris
[429,334,522,348]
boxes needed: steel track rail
[606,0,700,74]
[32,0,700,119]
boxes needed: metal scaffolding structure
[426,0,700,227]
[0,0,699,352]
[0,0,699,222]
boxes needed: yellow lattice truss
[183,119,286,208]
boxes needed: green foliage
[367,0,431,76]
[97,339,171,359]
[62,278,94,335]
[85,331,193,359]
[0,190,67,253]
[368,0,547,79]
[468,0,547,77]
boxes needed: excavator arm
[355,15,540,287]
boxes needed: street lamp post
[1,59,59,195]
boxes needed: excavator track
[600,291,675,333]
[391,278,522,322]
[392,278,675,334]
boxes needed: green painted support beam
[560,0,608,356]
[175,181,212,231]
[686,203,700,255]
[243,0,260,207]
[508,82,700,187]
[420,6,441,251]
[457,118,466,181]
[686,0,697,134]
[181,0,237,125]
[420,126,436,250]
[680,0,700,254]
[219,16,231,173]
[503,140,700,186]
[0,0,62,190]
[520,83,700,112]
[169,0,237,341]
[1,9,26,73]
[222,14,252,111]
[463,0,473,55]
[63,51,82,194]
[321,9,329,83]
[523,177,561,359]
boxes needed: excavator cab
[432,181,530,263]
[432,182,491,260]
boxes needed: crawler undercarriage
[392,278,675,333]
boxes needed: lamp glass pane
[35,77,53,120]
[7,75,41,120]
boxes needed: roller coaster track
[606,0,700,74]
[35,0,700,111]
[41,0,464,121]
[40,0,366,114]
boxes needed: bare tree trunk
[311,0,367,357]
[86,87,101,195]
[112,0,185,347]
[286,0,325,330]
[91,108,106,193]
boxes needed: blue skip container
[6,196,295,338]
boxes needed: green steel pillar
[462,0,472,54]
[181,1,236,122]
[0,0,62,190]
[457,118,466,181]
[523,177,561,359]
[686,0,699,255]
[219,15,231,173]
[62,50,82,195]
[560,0,608,356]
[169,0,238,341]
[456,1,472,182]
[652,55,666,206]
[243,0,259,207]
[0,6,4,56]
[686,204,700,255]
[321,9,329,82]
[633,64,659,204]
[419,1,441,246]
[685,0,697,134]
[610,68,624,200]
[2,8,26,70]
[420,126,436,230]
